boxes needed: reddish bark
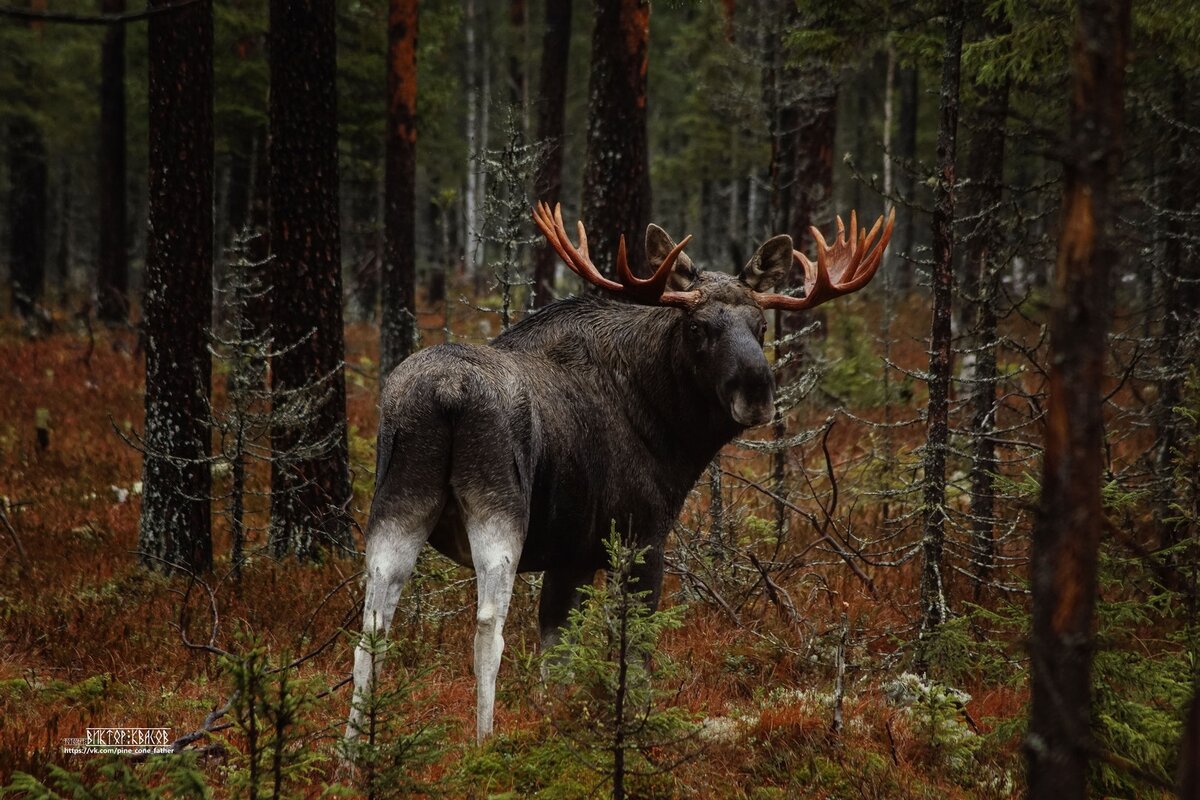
[531,0,571,307]
[1027,0,1131,795]
[582,0,651,279]
[381,0,419,376]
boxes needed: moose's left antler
[532,201,700,308]
[753,208,896,311]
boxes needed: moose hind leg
[538,566,596,653]
[468,516,521,744]
[346,510,436,742]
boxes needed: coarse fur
[347,227,795,745]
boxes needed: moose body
[347,205,892,745]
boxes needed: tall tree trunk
[531,0,571,308]
[895,64,918,290]
[97,0,128,323]
[1026,0,1130,794]
[381,0,419,377]
[464,0,483,280]
[139,0,214,574]
[268,0,351,559]
[582,0,651,279]
[1155,71,1198,559]
[508,0,526,113]
[7,1,48,320]
[918,0,964,637]
[963,21,1011,598]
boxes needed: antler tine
[532,200,700,307]
[751,208,896,312]
[533,202,624,292]
[617,233,695,302]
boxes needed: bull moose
[346,202,894,744]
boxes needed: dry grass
[0,291,1056,798]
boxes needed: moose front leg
[628,545,665,611]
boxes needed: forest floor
[0,295,1087,799]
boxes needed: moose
[346,201,894,745]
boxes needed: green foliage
[820,310,912,407]
[542,526,699,798]
[341,629,448,799]
[1,755,210,800]
[455,729,593,799]
[1088,560,1193,796]
[217,643,326,800]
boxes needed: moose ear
[738,235,794,292]
[646,223,698,291]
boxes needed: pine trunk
[1026,0,1130,794]
[531,0,571,308]
[582,0,651,279]
[139,0,214,574]
[268,0,351,559]
[1155,72,1199,558]
[963,23,1010,597]
[919,0,964,637]
[381,0,419,377]
[895,65,918,290]
[7,1,48,319]
[97,0,128,323]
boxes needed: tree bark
[531,0,571,308]
[138,0,214,574]
[895,64,918,290]
[1155,71,1199,559]
[268,0,351,559]
[1026,0,1130,795]
[7,1,48,319]
[582,0,651,279]
[919,0,964,637]
[381,0,419,377]
[962,20,1011,599]
[97,0,128,323]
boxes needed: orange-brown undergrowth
[0,292,1050,798]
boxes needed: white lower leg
[474,605,506,742]
[345,528,422,742]
[470,527,518,744]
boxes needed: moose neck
[497,297,741,479]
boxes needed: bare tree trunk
[1026,0,1130,794]
[139,0,214,574]
[7,1,48,320]
[963,29,1010,599]
[97,0,128,323]
[268,0,351,559]
[464,0,480,276]
[531,0,570,308]
[895,64,918,290]
[582,0,651,279]
[918,0,964,638]
[1155,71,1199,560]
[381,0,419,377]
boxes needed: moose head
[532,201,896,429]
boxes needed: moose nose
[727,375,774,428]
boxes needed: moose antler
[753,208,896,311]
[532,201,700,308]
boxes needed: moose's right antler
[532,201,700,308]
[752,208,895,312]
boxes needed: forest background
[0,0,1198,797]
